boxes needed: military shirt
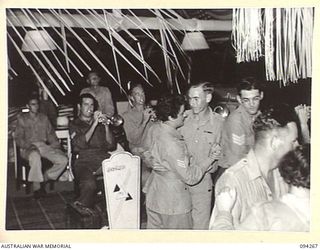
[143,123,209,215]
[69,118,115,171]
[179,108,224,193]
[219,105,257,169]
[14,112,60,150]
[209,149,289,229]
[211,193,309,231]
[122,106,153,151]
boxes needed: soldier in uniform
[143,94,220,229]
[69,93,116,215]
[219,77,263,169]
[209,104,299,229]
[14,95,67,199]
[179,82,224,229]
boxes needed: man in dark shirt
[69,93,116,215]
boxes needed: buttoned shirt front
[179,108,224,193]
[122,106,153,151]
[14,112,60,150]
[209,149,289,228]
[219,105,257,169]
[143,123,209,215]
[69,118,114,170]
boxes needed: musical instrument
[213,104,230,118]
[97,113,124,127]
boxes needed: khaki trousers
[21,142,67,183]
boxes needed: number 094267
[300,244,318,248]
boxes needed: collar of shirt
[78,117,93,126]
[24,112,44,123]
[185,107,216,127]
[246,149,264,181]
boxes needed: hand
[93,111,101,124]
[143,107,156,122]
[94,111,109,125]
[208,143,222,161]
[216,187,237,213]
[295,104,311,125]
[152,163,167,172]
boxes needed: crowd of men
[14,71,311,231]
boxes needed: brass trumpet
[213,104,230,118]
[108,114,124,127]
[97,113,124,127]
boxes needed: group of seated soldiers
[14,71,311,231]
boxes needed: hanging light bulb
[181,31,209,51]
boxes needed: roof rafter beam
[7,9,232,31]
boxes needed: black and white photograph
[2,2,319,245]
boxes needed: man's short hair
[78,93,98,111]
[237,77,262,95]
[188,81,214,95]
[128,82,144,96]
[86,70,100,78]
[155,94,186,122]
[278,144,310,189]
[26,94,39,105]
[253,103,298,142]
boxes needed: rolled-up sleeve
[209,172,241,229]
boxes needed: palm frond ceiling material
[7,8,313,106]
[232,8,314,86]
[7,8,232,105]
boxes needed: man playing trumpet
[69,93,116,215]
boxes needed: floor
[5,155,147,230]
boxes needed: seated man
[14,95,68,199]
[69,93,116,215]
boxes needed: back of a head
[253,103,298,143]
[155,94,186,122]
[278,144,310,189]
[237,77,262,95]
